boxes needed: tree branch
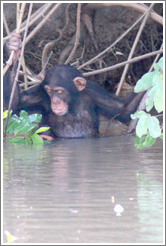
[86,3,163,25]
[83,49,163,77]
[65,3,81,64]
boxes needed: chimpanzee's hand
[6,33,22,63]
[40,134,54,141]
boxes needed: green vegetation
[131,57,163,149]
[3,110,50,144]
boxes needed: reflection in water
[3,135,163,243]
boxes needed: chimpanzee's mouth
[51,105,68,116]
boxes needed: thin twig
[116,3,155,96]
[83,49,163,77]
[65,3,81,64]
[25,3,62,44]
[17,3,29,89]
[21,56,28,89]
[4,3,33,137]
[16,3,26,33]
[17,3,20,26]
[20,81,41,88]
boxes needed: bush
[131,57,163,149]
[3,110,50,144]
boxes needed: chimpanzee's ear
[73,77,87,91]
[44,85,52,95]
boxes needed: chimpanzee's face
[44,85,71,116]
[43,65,87,116]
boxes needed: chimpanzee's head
[42,65,87,116]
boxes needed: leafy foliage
[3,110,50,144]
[131,57,163,149]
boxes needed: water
[3,135,163,244]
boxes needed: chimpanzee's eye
[57,90,63,94]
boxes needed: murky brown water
[3,135,163,244]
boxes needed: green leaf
[25,136,33,145]
[6,115,22,134]
[143,135,156,147]
[134,71,155,93]
[31,134,44,144]
[154,63,160,72]
[28,114,42,123]
[20,110,28,118]
[152,71,163,86]
[157,57,163,70]
[153,85,163,113]
[148,116,161,138]
[9,137,26,144]
[131,111,147,120]
[135,115,150,137]
[135,135,156,149]
[146,83,163,113]
[3,110,13,119]
[35,126,50,134]
[26,126,38,137]
[15,124,37,135]
[146,87,155,112]
[6,121,19,134]
[159,134,163,139]
[154,57,163,73]
[3,110,8,119]
[13,120,29,135]
[135,136,146,149]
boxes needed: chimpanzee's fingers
[7,34,22,52]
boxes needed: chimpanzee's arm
[3,65,20,112]
[86,80,124,116]
[19,85,50,114]
[3,34,21,112]
[118,91,145,123]
[85,80,145,123]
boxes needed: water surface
[3,135,163,243]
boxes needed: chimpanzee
[3,35,145,138]
[35,65,145,138]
